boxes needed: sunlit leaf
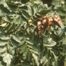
[32,53,39,66]
[2,53,13,66]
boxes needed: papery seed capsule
[37,21,42,30]
[53,15,63,27]
[37,26,41,31]
[53,15,61,21]
[43,16,47,19]
[42,19,47,25]
[48,17,53,26]
[41,25,44,29]
[48,17,53,22]
[37,21,42,26]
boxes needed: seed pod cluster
[36,15,63,36]
[53,15,63,27]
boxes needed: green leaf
[0,42,7,47]
[11,35,21,44]
[32,53,39,66]
[0,47,7,53]
[40,56,48,65]
[44,38,56,47]
[63,36,66,45]
[0,36,10,41]
[2,53,13,66]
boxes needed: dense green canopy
[0,0,66,66]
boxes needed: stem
[39,37,43,66]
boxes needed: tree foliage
[0,0,66,66]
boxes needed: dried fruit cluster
[36,15,63,36]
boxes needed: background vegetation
[0,0,66,66]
